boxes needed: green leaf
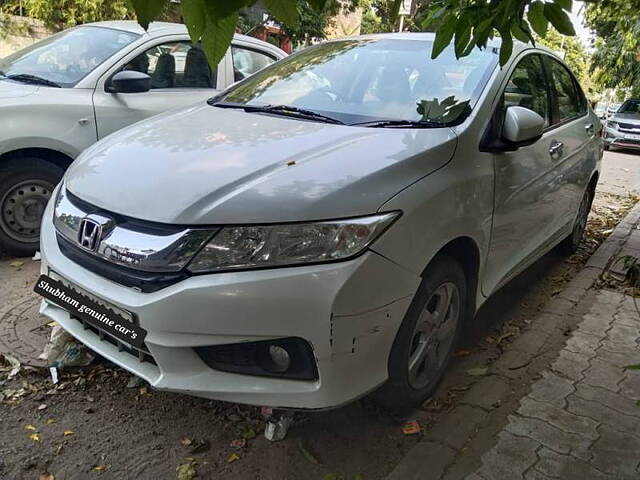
[181,0,206,41]
[527,1,548,37]
[544,3,576,35]
[511,21,531,43]
[201,12,239,69]
[454,17,472,58]
[129,0,168,30]
[431,14,457,59]
[553,0,572,12]
[498,28,513,67]
[263,0,299,27]
[472,16,495,48]
[623,364,640,370]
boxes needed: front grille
[71,314,157,365]
[618,122,640,131]
[57,234,189,293]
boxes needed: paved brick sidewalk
[469,289,640,479]
[387,203,640,480]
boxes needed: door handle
[549,140,564,159]
[585,123,595,136]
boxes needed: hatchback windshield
[0,26,139,88]
[219,38,498,126]
[618,100,640,114]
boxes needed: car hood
[0,79,39,99]
[66,104,457,224]
[612,112,640,123]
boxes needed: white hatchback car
[37,33,602,411]
[0,21,285,255]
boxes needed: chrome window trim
[53,186,215,272]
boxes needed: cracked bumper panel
[603,126,640,149]
[39,199,420,409]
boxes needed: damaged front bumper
[38,200,420,409]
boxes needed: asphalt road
[598,147,640,196]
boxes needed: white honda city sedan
[36,33,602,410]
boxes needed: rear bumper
[39,197,420,409]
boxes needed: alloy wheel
[407,282,460,390]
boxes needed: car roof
[83,20,282,52]
[326,31,561,61]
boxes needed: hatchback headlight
[187,212,399,273]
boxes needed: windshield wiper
[212,102,344,125]
[352,119,446,128]
[7,74,61,88]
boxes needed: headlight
[607,121,618,130]
[187,212,399,273]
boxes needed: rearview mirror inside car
[502,106,545,146]
[108,71,151,94]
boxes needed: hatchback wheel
[557,185,593,255]
[0,158,63,257]
[373,255,466,410]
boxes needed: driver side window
[503,55,550,128]
[123,42,217,89]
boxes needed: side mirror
[502,106,545,145]
[108,71,151,94]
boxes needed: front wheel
[0,158,63,257]
[373,255,466,410]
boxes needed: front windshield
[220,38,498,125]
[619,100,640,114]
[0,26,139,87]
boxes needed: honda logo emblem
[77,217,103,251]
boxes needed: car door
[92,38,225,139]
[483,53,575,294]
[542,55,594,224]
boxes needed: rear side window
[547,58,585,123]
[231,46,276,82]
[503,54,550,127]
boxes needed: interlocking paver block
[618,372,640,399]
[582,357,626,393]
[551,349,591,381]
[590,427,640,477]
[566,394,640,436]
[517,396,599,440]
[565,331,603,357]
[505,414,592,461]
[606,324,640,346]
[576,313,611,337]
[533,447,615,479]
[615,310,640,328]
[528,371,575,408]
[574,383,640,418]
[476,431,539,480]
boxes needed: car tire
[373,254,466,411]
[0,158,63,257]
[604,144,610,151]
[557,185,594,256]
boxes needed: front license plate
[624,133,640,140]
[34,274,147,349]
